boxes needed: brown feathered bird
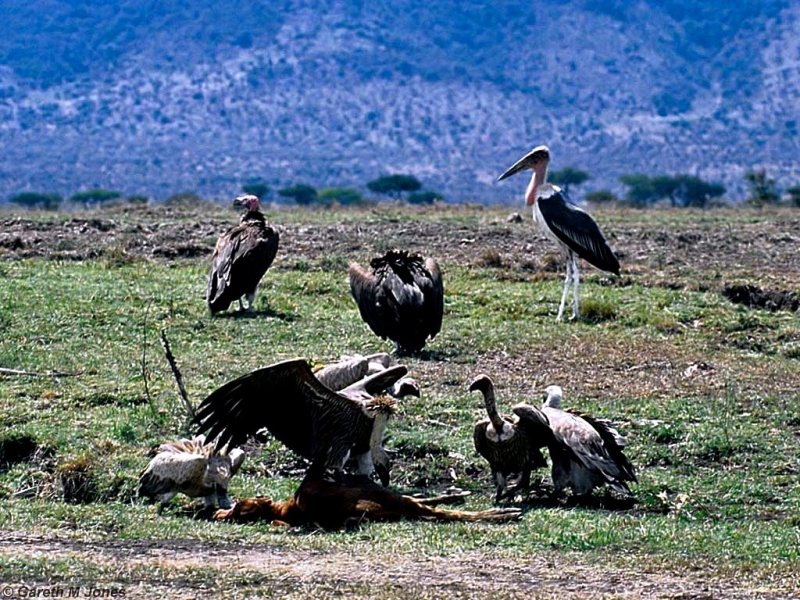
[194,358,407,485]
[541,385,636,496]
[349,250,444,354]
[137,436,245,514]
[469,375,557,502]
[206,194,279,314]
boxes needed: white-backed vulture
[349,249,444,354]
[206,194,279,314]
[469,375,556,502]
[194,358,407,485]
[137,435,245,513]
[541,385,636,496]
[314,353,421,399]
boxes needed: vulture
[541,385,636,496]
[194,358,408,485]
[137,435,245,514]
[314,353,421,399]
[349,249,444,354]
[469,375,558,502]
[206,194,279,314]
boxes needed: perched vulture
[314,353,421,399]
[469,375,561,502]
[349,249,444,354]
[206,194,279,314]
[194,358,408,485]
[541,385,636,496]
[137,435,245,513]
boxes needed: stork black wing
[194,358,363,460]
[537,192,620,275]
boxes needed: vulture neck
[482,387,507,434]
[241,210,265,224]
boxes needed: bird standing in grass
[349,250,444,354]
[540,385,636,497]
[469,374,556,502]
[206,194,279,315]
[497,145,619,321]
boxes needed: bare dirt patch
[1,533,795,599]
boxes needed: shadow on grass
[212,306,297,321]
[518,492,637,512]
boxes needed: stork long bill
[497,155,531,181]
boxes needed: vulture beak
[232,196,246,207]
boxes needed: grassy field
[0,202,799,598]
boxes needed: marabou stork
[206,194,279,314]
[497,146,619,321]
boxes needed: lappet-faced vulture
[541,385,636,496]
[206,194,279,314]
[349,249,444,354]
[194,358,408,485]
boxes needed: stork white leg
[556,256,573,322]
[237,298,245,312]
[244,292,256,313]
[571,254,580,320]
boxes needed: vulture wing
[572,410,636,483]
[206,218,279,313]
[537,192,620,275]
[472,419,493,464]
[420,257,444,339]
[349,261,388,339]
[194,359,365,465]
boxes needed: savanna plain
[0,202,799,599]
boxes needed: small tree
[584,190,617,204]
[619,174,657,207]
[318,187,365,206]
[70,188,122,207]
[745,170,779,206]
[367,174,422,200]
[164,192,204,206]
[787,185,800,208]
[278,184,318,205]
[674,176,725,208]
[407,190,443,204]
[9,192,62,210]
[242,180,270,199]
[549,168,589,196]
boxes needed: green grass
[1,204,799,594]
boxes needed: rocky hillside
[0,0,797,202]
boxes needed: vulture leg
[557,255,573,322]
[493,470,508,503]
[244,292,256,313]
[507,467,532,499]
[237,297,245,312]
[571,253,580,320]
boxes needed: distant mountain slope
[0,0,797,202]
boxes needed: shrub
[278,184,318,205]
[584,190,617,204]
[242,180,269,199]
[318,187,365,206]
[367,174,422,199]
[407,190,443,204]
[70,188,122,206]
[8,192,62,210]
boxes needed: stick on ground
[159,328,196,419]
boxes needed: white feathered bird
[138,436,245,513]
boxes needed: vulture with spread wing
[469,375,559,502]
[541,385,636,496]
[206,194,279,314]
[194,358,407,485]
[349,250,444,354]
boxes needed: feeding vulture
[206,194,279,314]
[349,249,444,354]
[137,435,245,514]
[469,375,562,502]
[194,358,408,485]
[541,385,636,496]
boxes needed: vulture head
[543,385,564,408]
[233,194,261,212]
